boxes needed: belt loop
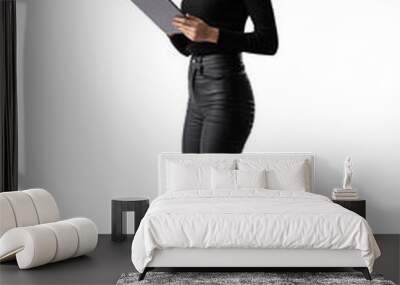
[199,55,204,75]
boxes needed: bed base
[138,267,371,281]
[138,248,372,281]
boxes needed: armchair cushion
[0,218,98,269]
[0,189,98,269]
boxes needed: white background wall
[16,0,400,234]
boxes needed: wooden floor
[0,235,398,285]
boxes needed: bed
[131,152,381,281]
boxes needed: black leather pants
[182,53,255,153]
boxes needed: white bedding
[131,189,380,273]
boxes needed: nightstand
[111,197,150,242]
[332,199,366,219]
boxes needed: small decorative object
[332,156,359,200]
[342,156,353,190]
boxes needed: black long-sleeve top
[168,0,278,56]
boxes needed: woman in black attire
[168,0,278,154]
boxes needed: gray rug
[116,272,396,285]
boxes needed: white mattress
[131,189,381,273]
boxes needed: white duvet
[131,189,380,273]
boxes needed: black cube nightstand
[332,199,366,219]
[111,197,150,242]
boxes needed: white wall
[16,0,400,234]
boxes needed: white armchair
[0,189,98,269]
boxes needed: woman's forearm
[215,0,279,55]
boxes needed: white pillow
[210,168,236,189]
[237,169,267,189]
[166,159,235,191]
[237,159,310,192]
[211,168,268,190]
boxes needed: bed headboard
[158,152,315,196]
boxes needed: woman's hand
[172,13,219,43]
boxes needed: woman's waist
[189,53,245,74]
[191,52,243,64]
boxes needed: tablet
[131,0,185,35]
